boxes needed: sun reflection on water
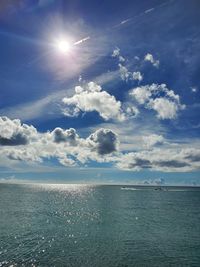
[30,183,92,193]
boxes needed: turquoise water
[0,184,200,267]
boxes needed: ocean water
[0,184,200,267]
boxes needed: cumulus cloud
[129,83,185,119]
[144,53,160,68]
[62,82,125,121]
[0,116,37,146]
[118,64,130,81]
[51,127,79,146]
[112,47,125,62]
[132,72,143,81]
[1,116,199,173]
[130,86,152,104]
[112,47,120,57]
[148,98,179,119]
[87,128,118,155]
[0,116,119,168]
[112,48,143,82]
[118,64,143,82]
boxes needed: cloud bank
[0,116,119,168]
[0,116,199,172]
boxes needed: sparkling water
[0,183,200,266]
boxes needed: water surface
[0,183,200,266]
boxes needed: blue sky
[0,0,199,185]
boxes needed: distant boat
[154,187,168,191]
[154,187,163,191]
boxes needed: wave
[121,187,138,191]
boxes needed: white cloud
[112,48,143,82]
[119,56,126,63]
[58,157,76,167]
[4,147,42,163]
[0,116,37,146]
[112,48,125,62]
[132,71,143,81]
[143,178,165,185]
[0,116,119,168]
[62,82,125,121]
[118,64,143,82]
[129,83,185,119]
[116,147,200,172]
[148,98,178,119]
[144,53,160,68]
[142,134,164,148]
[130,86,152,104]
[112,47,120,57]
[191,87,197,93]
[0,116,200,173]
[118,64,130,81]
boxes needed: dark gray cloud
[185,154,200,162]
[155,160,189,168]
[52,127,78,145]
[128,158,151,169]
[0,116,36,146]
[0,133,28,146]
[88,128,118,155]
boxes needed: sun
[56,39,71,53]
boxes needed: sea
[0,183,200,267]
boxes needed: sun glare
[56,39,71,53]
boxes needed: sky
[0,0,200,185]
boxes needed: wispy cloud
[144,8,155,14]
[74,36,90,45]
[0,70,119,122]
[113,0,173,29]
[0,88,71,121]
